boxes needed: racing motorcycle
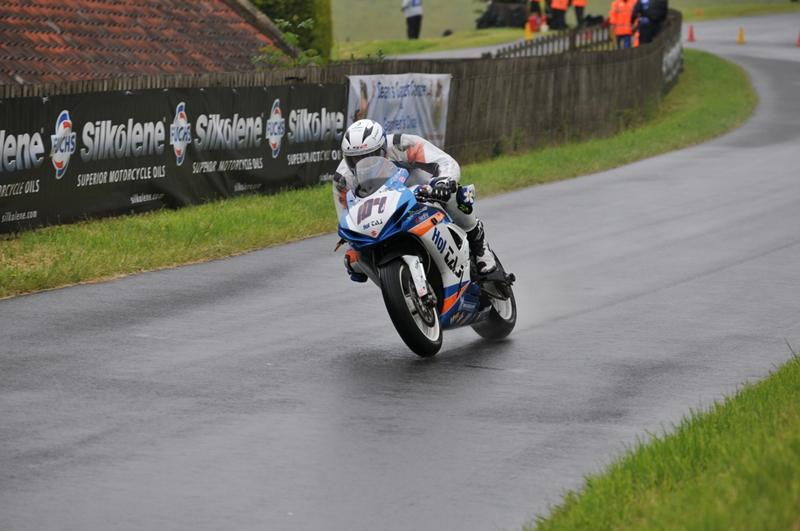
[337,157,516,357]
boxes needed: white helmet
[341,119,387,173]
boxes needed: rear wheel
[471,285,516,341]
[380,259,442,357]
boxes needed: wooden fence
[491,24,615,58]
[0,11,682,166]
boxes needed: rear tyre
[471,285,516,341]
[380,259,442,357]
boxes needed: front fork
[402,255,437,308]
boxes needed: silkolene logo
[170,102,192,166]
[266,98,285,158]
[51,110,77,179]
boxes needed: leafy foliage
[253,17,323,67]
[252,0,333,60]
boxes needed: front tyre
[380,259,442,357]
[472,286,517,341]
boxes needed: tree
[251,0,333,60]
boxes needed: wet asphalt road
[2,14,800,531]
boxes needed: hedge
[252,0,333,60]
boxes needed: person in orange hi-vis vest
[609,0,634,48]
[573,0,587,27]
[550,0,568,29]
[608,0,617,37]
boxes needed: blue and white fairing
[337,165,417,249]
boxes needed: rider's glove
[424,177,457,202]
[332,172,347,191]
[415,184,433,200]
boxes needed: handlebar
[415,190,448,204]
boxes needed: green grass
[530,350,800,531]
[0,50,755,299]
[333,0,495,42]
[680,2,800,21]
[331,0,800,42]
[0,186,335,297]
[332,28,522,60]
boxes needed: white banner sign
[346,73,451,147]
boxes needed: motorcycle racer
[332,119,497,282]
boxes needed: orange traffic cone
[737,26,745,45]
[687,24,695,43]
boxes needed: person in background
[550,0,568,29]
[401,0,423,40]
[609,0,634,48]
[630,0,668,44]
[530,0,542,16]
[572,0,587,27]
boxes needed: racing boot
[344,248,367,283]
[467,219,497,275]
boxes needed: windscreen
[353,157,398,198]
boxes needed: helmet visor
[345,145,386,173]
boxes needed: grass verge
[330,0,800,44]
[332,28,522,60]
[0,50,756,299]
[678,2,800,21]
[529,351,800,531]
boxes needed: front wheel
[471,285,517,341]
[380,259,442,357]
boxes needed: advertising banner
[0,84,346,234]
[346,73,451,147]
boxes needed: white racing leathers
[332,133,477,231]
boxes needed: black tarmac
[2,15,799,531]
